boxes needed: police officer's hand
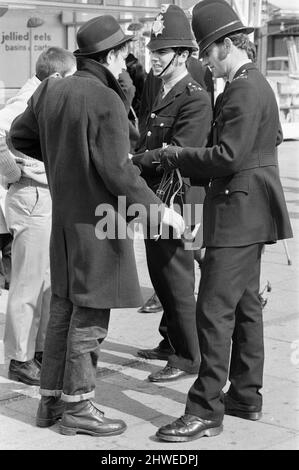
[161,206,185,238]
[158,145,183,172]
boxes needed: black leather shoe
[8,359,40,386]
[138,293,163,313]
[224,393,262,421]
[156,414,223,442]
[137,345,172,361]
[60,400,127,436]
[36,396,65,427]
[148,364,195,382]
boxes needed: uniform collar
[229,61,256,82]
[162,69,188,98]
[152,72,195,112]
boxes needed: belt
[8,176,48,188]
[238,152,278,171]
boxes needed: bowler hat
[147,4,198,52]
[74,15,134,57]
[192,0,254,56]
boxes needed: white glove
[161,206,185,238]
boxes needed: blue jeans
[40,294,110,402]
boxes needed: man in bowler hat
[10,15,185,437]
[155,0,293,441]
[132,4,212,383]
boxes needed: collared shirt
[162,69,189,98]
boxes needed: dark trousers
[145,238,200,374]
[40,294,110,401]
[0,233,12,289]
[157,313,173,351]
[186,244,264,420]
[157,248,204,352]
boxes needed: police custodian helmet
[147,4,198,52]
[191,0,254,56]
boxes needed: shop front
[0,0,196,106]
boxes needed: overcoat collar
[75,57,127,105]
[152,73,195,113]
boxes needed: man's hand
[158,145,183,172]
[161,206,185,238]
[14,157,45,174]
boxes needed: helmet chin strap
[157,51,178,78]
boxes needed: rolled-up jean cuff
[61,390,95,403]
[39,389,62,397]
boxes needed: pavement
[0,140,298,452]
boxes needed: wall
[0,10,66,104]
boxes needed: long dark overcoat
[10,59,162,308]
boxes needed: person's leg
[1,233,13,289]
[57,304,126,436]
[0,233,6,290]
[36,293,72,427]
[145,238,199,374]
[4,184,51,364]
[185,245,261,421]
[137,311,174,360]
[156,245,262,442]
[157,313,173,351]
[61,304,110,400]
[39,294,73,395]
[35,264,51,361]
[227,244,264,412]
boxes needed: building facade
[0,0,198,105]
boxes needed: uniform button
[160,123,164,127]
[225,189,229,195]
[147,131,152,136]
[151,113,156,119]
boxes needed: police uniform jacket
[10,59,162,309]
[176,62,293,246]
[132,73,212,212]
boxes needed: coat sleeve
[178,79,262,179]
[9,100,43,161]
[87,89,163,214]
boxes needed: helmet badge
[152,14,165,37]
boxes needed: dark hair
[215,32,250,52]
[174,47,194,57]
[35,47,76,81]
[86,43,129,64]
[247,40,257,62]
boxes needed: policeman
[132,4,212,382]
[156,0,293,441]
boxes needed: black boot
[60,400,127,436]
[9,359,40,386]
[36,396,65,427]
